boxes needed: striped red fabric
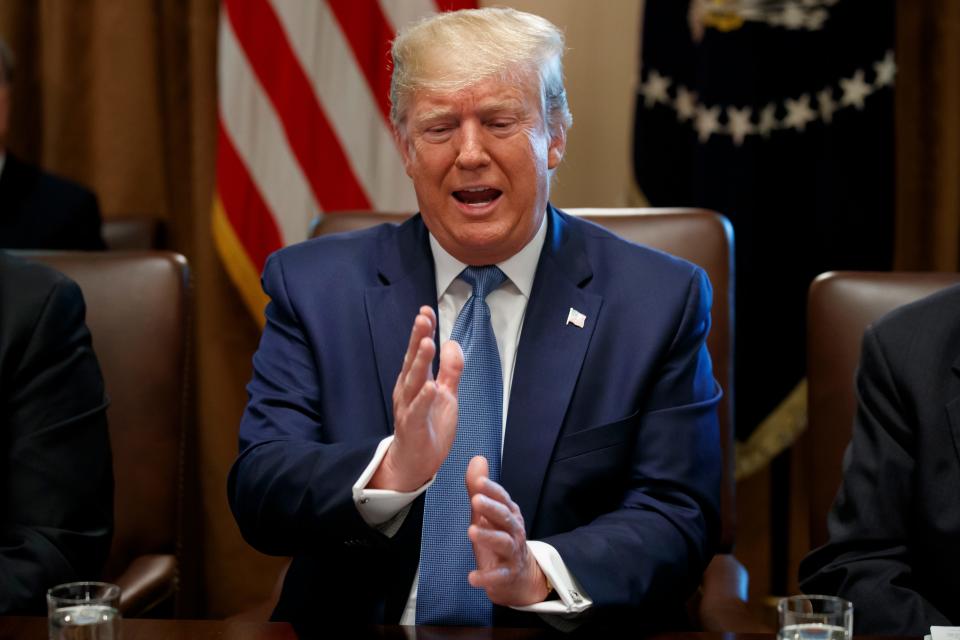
[215,120,283,271]
[213,0,478,323]
[326,0,395,124]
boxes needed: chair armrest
[113,554,177,617]
[695,554,773,632]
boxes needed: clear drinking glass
[778,594,853,640]
[47,582,121,640]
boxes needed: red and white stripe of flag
[213,0,477,322]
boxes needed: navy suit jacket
[228,206,721,628]
[800,284,960,635]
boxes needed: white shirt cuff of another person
[352,435,593,618]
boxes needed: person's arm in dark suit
[799,326,949,635]
[0,269,113,614]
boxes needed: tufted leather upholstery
[16,250,190,617]
[805,271,960,550]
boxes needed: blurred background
[1,0,957,621]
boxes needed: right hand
[369,306,463,491]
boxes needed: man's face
[399,74,565,266]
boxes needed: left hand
[465,456,551,606]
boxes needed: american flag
[213,0,476,322]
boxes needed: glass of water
[47,582,121,640]
[778,594,852,640]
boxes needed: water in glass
[48,604,119,640]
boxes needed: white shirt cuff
[511,540,592,618]
[352,435,434,536]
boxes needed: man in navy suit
[229,7,721,629]
[0,38,105,251]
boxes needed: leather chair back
[102,218,164,250]
[313,208,736,550]
[806,271,960,549]
[18,250,190,616]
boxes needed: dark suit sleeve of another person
[0,257,113,614]
[539,266,721,621]
[799,303,957,635]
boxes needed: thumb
[437,340,464,393]
[465,455,489,498]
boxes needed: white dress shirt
[351,214,592,624]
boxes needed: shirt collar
[429,210,548,300]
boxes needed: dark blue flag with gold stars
[634,0,895,442]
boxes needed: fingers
[471,474,519,513]
[469,524,518,558]
[396,307,437,406]
[401,306,435,370]
[468,566,513,590]
[403,337,435,401]
[471,492,523,535]
[466,456,489,527]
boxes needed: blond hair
[390,7,572,140]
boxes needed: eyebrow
[413,99,528,126]
[414,107,456,125]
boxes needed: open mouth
[452,187,502,206]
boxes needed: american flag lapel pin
[566,307,586,328]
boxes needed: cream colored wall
[480,0,646,207]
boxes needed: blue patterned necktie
[416,265,507,626]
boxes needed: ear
[547,126,566,170]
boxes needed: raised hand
[370,306,464,492]
[466,455,551,606]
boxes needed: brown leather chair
[309,208,764,630]
[17,250,190,617]
[102,217,165,250]
[805,271,960,551]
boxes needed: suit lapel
[501,207,602,530]
[365,215,438,430]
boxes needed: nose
[455,121,490,171]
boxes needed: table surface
[0,617,796,639]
